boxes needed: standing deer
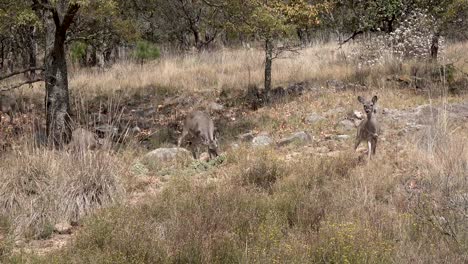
[355,95,380,160]
[178,110,219,159]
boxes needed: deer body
[355,96,380,160]
[178,111,219,159]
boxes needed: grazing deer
[355,95,380,160]
[178,111,219,159]
[0,93,17,123]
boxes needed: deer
[355,95,380,160]
[177,110,219,159]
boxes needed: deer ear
[357,96,365,104]
[372,95,378,103]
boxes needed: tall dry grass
[15,40,467,105]
[0,147,126,241]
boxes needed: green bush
[70,41,87,65]
[133,40,160,64]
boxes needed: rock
[199,152,210,162]
[252,134,273,147]
[145,147,192,162]
[326,79,346,91]
[287,82,308,95]
[238,131,256,142]
[338,119,356,131]
[305,112,325,124]
[131,126,141,134]
[335,135,351,140]
[353,110,364,120]
[277,131,312,147]
[54,222,72,235]
[209,102,224,111]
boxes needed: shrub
[237,151,286,192]
[312,221,394,264]
[133,40,161,64]
[0,149,124,240]
[70,41,87,66]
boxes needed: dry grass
[0,147,126,241]
[0,40,467,263]
[64,41,468,98]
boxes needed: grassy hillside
[1,41,467,263]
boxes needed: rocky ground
[4,80,466,256]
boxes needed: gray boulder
[335,135,351,141]
[338,119,356,131]
[238,131,256,142]
[145,147,192,162]
[209,102,224,112]
[277,131,312,147]
[252,134,273,147]
[305,112,325,124]
[54,222,72,235]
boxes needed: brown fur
[355,95,380,160]
[178,111,219,159]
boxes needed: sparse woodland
[0,0,467,263]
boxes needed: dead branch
[0,78,44,92]
[339,31,363,46]
[0,67,44,81]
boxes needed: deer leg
[354,138,361,151]
[7,110,14,124]
[372,138,377,155]
[367,141,372,160]
[177,130,188,147]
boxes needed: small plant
[70,41,87,66]
[240,152,286,191]
[133,40,161,64]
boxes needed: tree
[206,0,329,97]
[30,0,81,145]
[329,0,412,44]
[419,0,468,60]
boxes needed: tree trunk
[264,38,273,98]
[0,39,4,71]
[430,32,440,61]
[42,3,80,146]
[45,17,72,146]
[28,26,37,78]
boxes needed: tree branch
[61,3,80,33]
[339,31,363,46]
[31,0,54,12]
[0,67,44,81]
[0,78,44,92]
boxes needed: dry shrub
[312,221,394,263]
[275,154,359,231]
[231,149,286,192]
[402,119,468,261]
[18,150,372,263]
[0,148,125,240]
